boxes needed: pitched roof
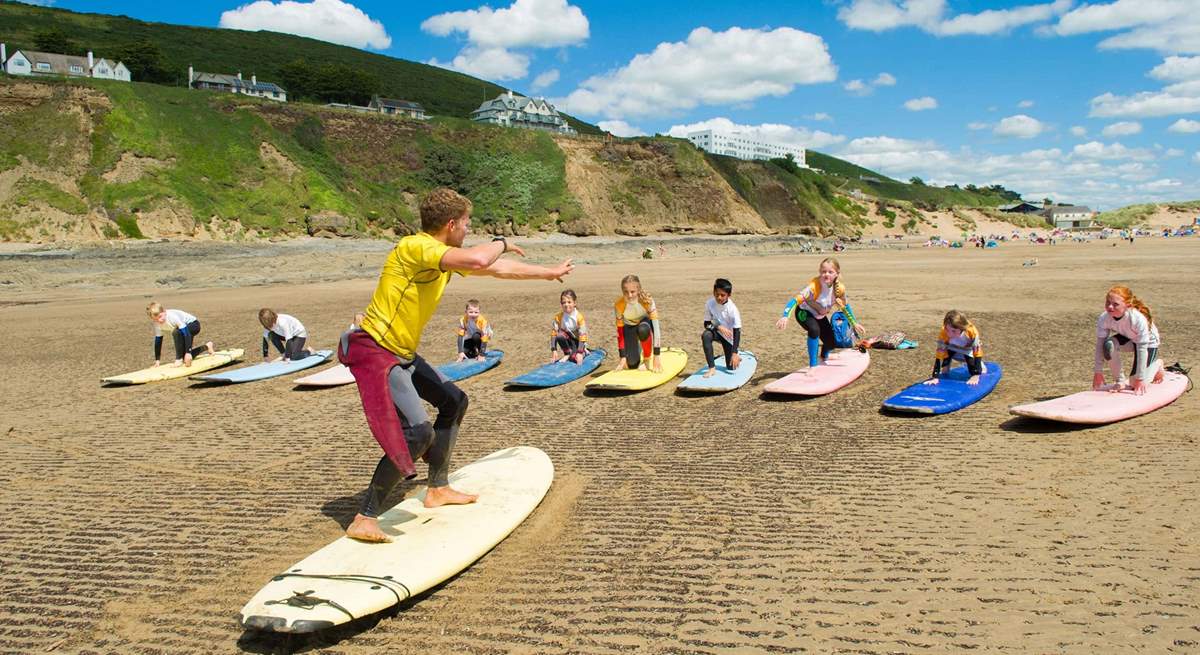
[1046,205,1092,215]
[20,50,90,76]
[191,71,285,94]
[373,97,425,111]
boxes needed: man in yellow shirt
[340,187,573,543]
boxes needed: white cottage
[188,67,286,102]
[1,44,131,82]
[91,58,131,82]
[471,90,575,134]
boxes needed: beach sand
[0,236,1197,653]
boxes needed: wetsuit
[152,309,204,361]
[702,296,742,369]
[262,313,311,360]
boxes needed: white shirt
[152,309,197,336]
[705,297,742,330]
[802,283,836,317]
[1096,309,1159,348]
[557,309,583,336]
[264,313,308,341]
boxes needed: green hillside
[0,0,601,134]
[807,149,1019,210]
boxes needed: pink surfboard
[293,364,355,387]
[1009,372,1188,424]
[763,349,869,396]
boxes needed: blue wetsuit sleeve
[732,327,741,351]
[781,297,798,318]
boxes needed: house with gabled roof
[1,45,131,82]
[187,66,286,102]
[369,96,427,119]
[471,90,575,135]
[1044,205,1096,229]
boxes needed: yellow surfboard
[101,349,245,385]
[586,347,688,391]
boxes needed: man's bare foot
[346,513,392,543]
[424,486,478,508]
[703,368,717,378]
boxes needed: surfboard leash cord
[264,573,413,617]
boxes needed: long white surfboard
[239,446,553,633]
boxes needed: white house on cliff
[188,66,286,102]
[471,91,575,135]
[2,44,130,81]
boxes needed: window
[70,65,83,74]
[36,62,50,71]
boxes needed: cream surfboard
[585,347,688,391]
[763,349,869,396]
[101,349,244,385]
[294,364,355,387]
[239,446,553,633]
[1009,371,1188,424]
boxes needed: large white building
[471,91,575,135]
[686,130,807,166]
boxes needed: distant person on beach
[774,257,866,367]
[614,274,662,373]
[146,302,214,367]
[550,289,590,364]
[701,278,742,378]
[259,308,313,362]
[1094,285,1163,396]
[923,310,985,386]
[340,187,573,543]
[455,299,493,362]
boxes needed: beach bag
[830,308,855,349]
[870,331,907,349]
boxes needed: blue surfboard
[192,350,333,384]
[506,349,606,388]
[882,361,1002,414]
[437,349,503,382]
[676,351,758,393]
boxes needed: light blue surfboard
[677,351,758,393]
[882,361,1002,415]
[192,350,333,384]
[506,349,606,388]
[437,349,503,382]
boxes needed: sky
[42,0,1200,210]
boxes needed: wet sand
[1,236,1197,653]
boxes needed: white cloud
[845,73,896,96]
[874,72,897,86]
[837,135,954,171]
[429,47,530,81]
[844,79,869,95]
[808,112,833,121]
[839,0,1072,36]
[1195,151,1200,163]
[1101,121,1143,136]
[1018,99,1035,108]
[557,26,836,119]
[422,0,588,82]
[421,0,588,49]
[967,121,989,130]
[1150,55,1200,81]
[904,96,938,111]
[1164,147,1185,157]
[1089,81,1200,117]
[219,0,391,49]
[530,69,560,91]
[1140,178,1183,190]
[1168,118,1200,132]
[667,117,846,150]
[1072,141,1156,160]
[1051,1,1200,54]
[1070,125,1088,136]
[994,114,1047,138]
[598,120,644,137]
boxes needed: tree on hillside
[279,59,380,105]
[909,176,925,185]
[770,153,801,176]
[33,28,80,55]
[111,40,172,84]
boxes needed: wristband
[491,236,508,252]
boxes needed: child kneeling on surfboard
[774,257,866,367]
[341,187,573,543]
[259,308,314,362]
[701,278,742,378]
[455,300,493,362]
[1094,285,1164,396]
[146,302,214,367]
[550,289,590,364]
[614,274,663,373]
[923,310,985,386]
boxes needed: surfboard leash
[264,573,413,616]
[1165,362,1192,392]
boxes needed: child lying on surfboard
[550,289,590,364]
[1094,285,1164,396]
[614,274,663,373]
[924,310,985,386]
[701,278,742,378]
[455,299,493,362]
[146,302,214,367]
[774,257,866,367]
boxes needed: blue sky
[48,0,1200,209]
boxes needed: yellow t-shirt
[361,232,464,359]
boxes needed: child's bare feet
[424,486,478,508]
[182,353,193,366]
[346,513,392,543]
[703,368,717,378]
[205,341,215,356]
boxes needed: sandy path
[0,238,1197,653]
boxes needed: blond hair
[146,301,164,318]
[620,274,652,307]
[1107,285,1154,326]
[420,187,473,233]
[258,308,278,330]
[943,309,970,330]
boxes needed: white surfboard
[239,446,553,633]
[294,363,355,387]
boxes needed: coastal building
[1044,205,1096,229]
[471,91,575,135]
[188,66,286,102]
[1,44,130,81]
[369,96,427,119]
[686,130,807,165]
[999,201,1043,214]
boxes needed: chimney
[251,74,257,86]
[1,44,7,64]
[237,71,242,81]
[87,50,94,70]
[188,65,193,87]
